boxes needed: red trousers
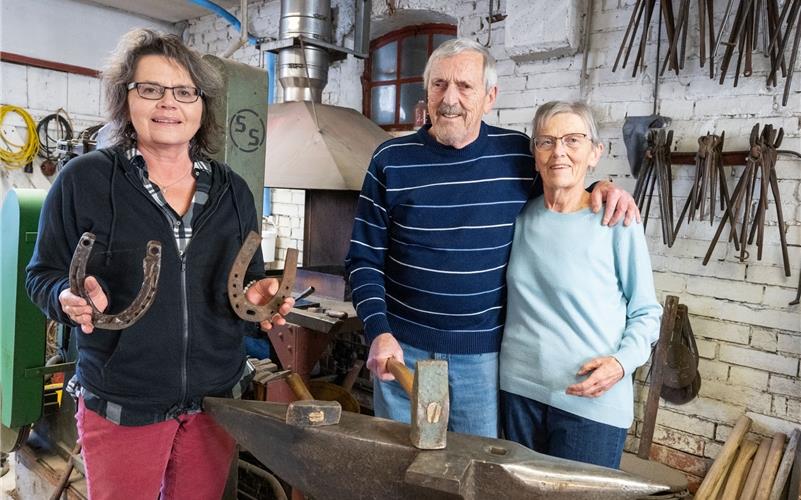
[76,397,235,500]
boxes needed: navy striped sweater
[345,122,541,354]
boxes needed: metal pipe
[354,0,372,57]
[278,0,332,102]
[188,0,257,44]
[580,0,594,99]
[222,0,250,58]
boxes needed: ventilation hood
[265,101,389,190]
[263,0,390,191]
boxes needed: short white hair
[531,101,601,154]
[422,38,498,93]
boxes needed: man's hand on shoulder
[590,180,641,226]
[366,333,403,381]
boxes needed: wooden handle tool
[722,439,759,499]
[742,438,772,500]
[755,433,787,500]
[286,372,314,401]
[386,357,414,396]
[696,414,752,499]
[384,356,449,450]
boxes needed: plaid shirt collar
[124,145,211,176]
[125,145,213,255]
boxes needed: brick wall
[188,1,801,488]
[0,0,172,198]
[0,63,105,193]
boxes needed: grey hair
[102,28,223,158]
[423,38,498,93]
[530,100,601,154]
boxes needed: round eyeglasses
[533,133,589,151]
[127,82,204,103]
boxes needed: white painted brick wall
[1,63,105,195]
[182,1,801,481]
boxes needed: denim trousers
[373,341,499,438]
[501,390,627,469]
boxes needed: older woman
[500,101,661,469]
[25,29,292,499]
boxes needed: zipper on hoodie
[179,255,189,405]
[171,180,230,407]
[122,158,233,408]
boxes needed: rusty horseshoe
[228,230,297,322]
[68,232,162,330]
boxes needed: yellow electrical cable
[0,104,39,169]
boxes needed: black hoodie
[26,147,264,420]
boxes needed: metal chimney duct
[264,0,389,192]
[278,0,331,102]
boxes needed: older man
[345,38,638,438]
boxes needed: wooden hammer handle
[386,357,414,396]
[286,372,314,401]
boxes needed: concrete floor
[1,452,17,499]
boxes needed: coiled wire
[37,109,74,161]
[0,104,39,169]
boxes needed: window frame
[363,24,456,131]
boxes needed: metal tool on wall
[790,268,801,305]
[673,133,741,244]
[613,0,801,106]
[623,115,672,177]
[634,128,676,246]
[767,0,801,105]
[703,124,791,276]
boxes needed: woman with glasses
[26,29,293,499]
[499,101,662,469]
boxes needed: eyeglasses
[533,133,589,151]
[126,82,204,103]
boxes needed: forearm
[25,181,78,325]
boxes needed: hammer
[284,371,342,427]
[385,357,449,450]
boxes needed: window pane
[399,82,425,123]
[400,35,428,78]
[371,41,397,82]
[433,33,454,51]
[371,85,396,124]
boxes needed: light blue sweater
[500,196,662,428]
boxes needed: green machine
[0,189,52,451]
[204,54,268,220]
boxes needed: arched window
[364,24,456,131]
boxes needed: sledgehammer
[385,357,449,450]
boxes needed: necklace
[149,166,193,194]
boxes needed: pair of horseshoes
[69,230,295,329]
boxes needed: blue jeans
[373,342,499,438]
[501,390,627,469]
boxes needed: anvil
[205,398,669,499]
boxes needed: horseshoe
[68,232,162,330]
[228,230,297,322]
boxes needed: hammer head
[410,359,449,449]
[286,400,342,427]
